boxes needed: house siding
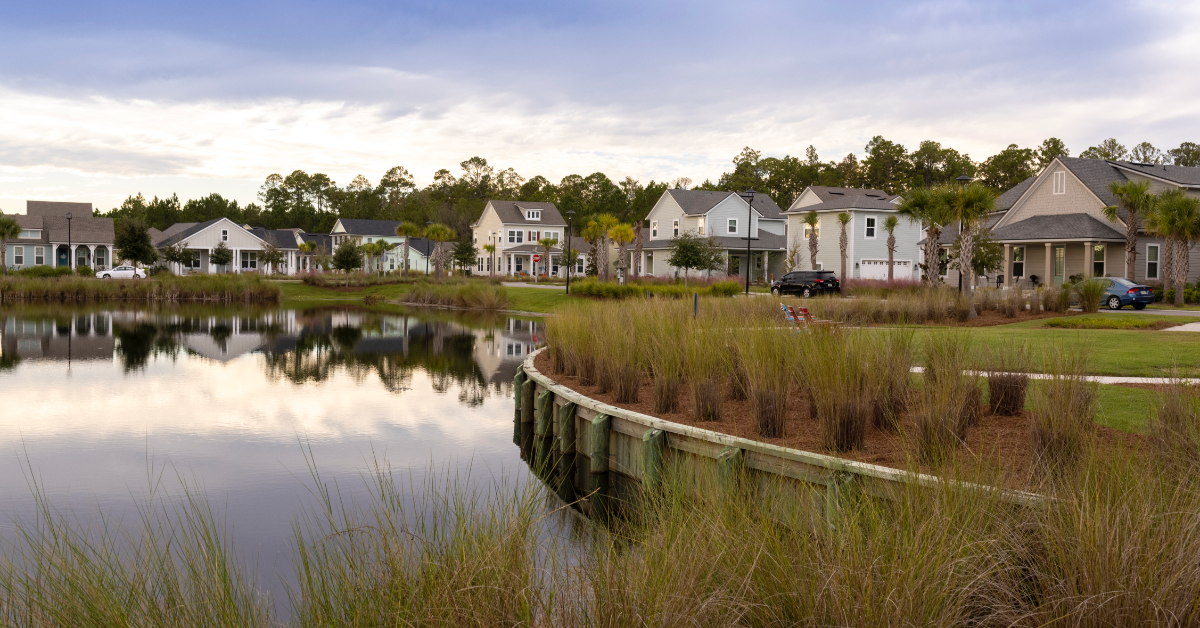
[706,195,759,238]
[645,194,687,240]
[850,211,922,280]
[997,163,1110,228]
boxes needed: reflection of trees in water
[263,319,489,405]
[113,323,181,372]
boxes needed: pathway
[909,366,1194,385]
[502,282,565,290]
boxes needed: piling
[590,414,611,519]
[557,402,577,503]
[642,429,666,491]
[534,390,554,475]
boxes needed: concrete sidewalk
[910,366,1194,385]
[502,282,565,290]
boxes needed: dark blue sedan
[1102,277,1154,310]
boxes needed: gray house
[783,186,920,280]
[4,201,116,271]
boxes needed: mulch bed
[534,351,1146,487]
[933,309,1073,327]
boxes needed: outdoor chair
[787,304,841,332]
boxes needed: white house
[783,186,921,280]
[471,200,586,277]
[153,218,280,274]
[640,189,787,281]
[330,218,432,273]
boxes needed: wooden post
[557,402,577,503]
[535,390,554,475]
[717,446,744,492]
[512,371,526,447]
[520,376,536,460]
[642,429,666,491]
[590,414,611,519]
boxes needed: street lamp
[65,212,73,269]
[565,210,575,295]
[737,190,756,295]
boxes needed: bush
[75,265,93,277]
[1073,278,1106,313]
[13,266,74,278]
[398,282,509,310]
[570,278,740,300]
[148,266,173,277]
[842,278,925,298]
[1030,346,1096,474]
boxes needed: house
[297,232,334,272]
[154,218,276,274]
[938,157,1200,288]
[640,190,787,281]
[471,200,584,277]
[782,186,921,280]
[330,218,432,273]
[3,201,116,271]
[246,227,302,274]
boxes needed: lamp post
[954,176,974,293]
[565,210,575,295]
[65,212,73,269]
[737,190,756,295]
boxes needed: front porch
[53,244,112,271]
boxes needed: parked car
[1101,277,1153,310]
[96,266,146,279]
[770,270,841,298]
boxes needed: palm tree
[607,223,636,283]
[837,212,850,282]
[1151,189,1200,305]
[632,221,644,278]
[897,186,955,287]
[883,215,899,282]
[0,216,20,276]
[804,211,820,270]
[394,221,423,277]
[423,223,456,280]
[483,244,496,278]
[592,214,620,281]
[537,236,557,282]
[298,241,316,272]
[947,183,997,318]
[1102,179,1154,279]
[360,241,382,275]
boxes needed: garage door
[860,259,911,280]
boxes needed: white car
[96,266,146,279]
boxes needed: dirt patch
[534,351,1146,487]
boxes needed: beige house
[471,200,586,277]
[935,157,1200,288]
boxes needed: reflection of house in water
[473,318,543,386]
[0,313,116,361]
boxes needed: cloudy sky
[1,0,1198,212]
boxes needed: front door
[1053,245,1066,285]
[56,246,69,267]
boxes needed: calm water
[0,304,545,606]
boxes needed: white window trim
[1146,244,1160,280]
[1093,244,1106,276]
[727,218,738,234]
[35,246,45,265]
[650,221,658,238]
[527,210,541,221]
[673,219,679,237]
[864,216,877,239]
[13,246,23,265]
[1053,171,1066,195]
[697,217,706,234]
[222,229,229,241]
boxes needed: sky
[1,0,1199,213]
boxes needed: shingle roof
[299,233,334,253]
[335,219,404,237]
[642,231,786,251]
[806,186,895,203]
[27,201,93,218]
[484,201,566,227]
[995,176,1035,211]
[786,195,902,212]
[248,228,300,250]
[1109,160,1200,186]
[407,238,434,257]
[990,214,1125,242]
[42,216,114,244]
[919,213,1005,246]
[155,218,226,247]
[1057,157,1125,209]
[664,190,785,219]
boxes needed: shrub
[75,265,93,277]
[986,341,1031,416]
[842,278,925,298]
[398,282,509,310]
[1073,278,1106,313]
[0,274,280,303]
[13,266,73,278]
[1152,376,1200,469]
[1030,346,1096,473]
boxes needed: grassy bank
[278,280,573,313]
[5,452,1200,626]
[0,274,281,303]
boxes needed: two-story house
[471,200,585,277]
[330,218,433,273]
[4,201,116,271]
[640,190,787,281]
[783,186,922,280]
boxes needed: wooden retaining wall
[516,348,1041,518]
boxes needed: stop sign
[533,254,541,262]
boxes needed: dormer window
[526,209,542,221]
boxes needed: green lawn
[277,281,576,314]
[1095,384,1154,433]
[505,287,573,313]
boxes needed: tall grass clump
[737,325,794,438]
[547,302,596,383]
[985,340,1031,416]
[1152,375,1200,468]
[684,329,724,421]
[868,328,915,431]
[399,282,509,310]
[1029,346,1096,473]
[1001,287,1024,318]
[976,286,998,312]
[0,274,281,303]
[639,300,685,412]
[1073,277,1106,313]
[799,329,872,451]
[916,330,981,464]
[1029,287,1043,313]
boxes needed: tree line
[95,137,1200,241]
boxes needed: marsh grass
[868,329,915,431]
[0,274,281,303]
[1030,346,1097,474]
[684,331,724,421]
[915,330,982,464]
[399,282,509,310]
[986,341,1031,416]
[1074,277,1106,313]
[1152,374,1200,468]
[1002,286,1024,318]
[799,329,872,451]
[803,287,973,325]
[639,302,684,412]
[737,325,793,437]
[1030,287,1042,313]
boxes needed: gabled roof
[1108,160,1200,187]
[990,213,1125,242]
[407,238,435,257]
[27,200,93,218]
[247,228,301,250]
[155,218,262,248]
[1056,156,1125,209]
[299,233,334,252]
[663,190,785,219]
[483,200,566,227]
[920,213,1005,246]
[334,218,404,237]
[995,176,1035,212]
[787,195,902,213]
[42,215,114,244]
[805,186,895,203]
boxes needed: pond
[0,303,547,608]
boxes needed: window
[727,218,737,234]
[222,230,229,241]
[697,217,706,234]
[18,229,41,239]
[94,249,105,268]
[803,220,820,239]
[515,257,523,273]
[240,251,257,269]
[1093,244,1105,276]
[651,221,658,238]
[508,230,523,244]
[673,220,679,237]
[814,262,822,270]
[1054,245,1065,280]
[13,246,23,266]
[1012,246,1025,278]
[34,247,44,265]
[186,252,200,269]
[576,257,584,274]
[526,209,541,221]
[864,216,876,239]
[1053,171,1066,195]
[1147,244,1160,279]
[477,257,484,272]
[528,230,539,242]
[543,231,559,242]
[507,256,512,273]
[937,248,949,276]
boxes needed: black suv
[771,270,841,297]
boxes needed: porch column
[1082,241,1091,278]
[1003,244,1011,287]
[1045,243,1052,285]
[68,244,77,269]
